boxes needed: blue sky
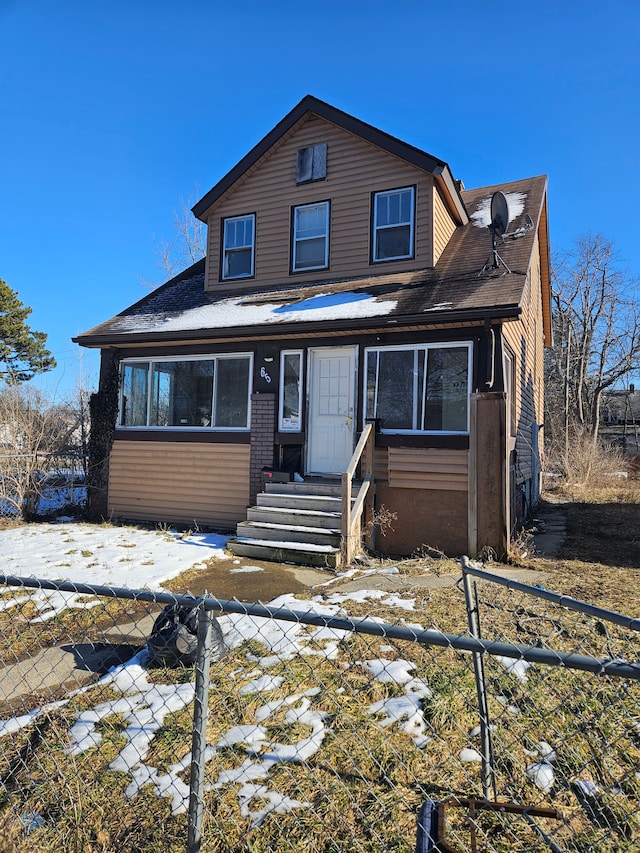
[1,0,639,396]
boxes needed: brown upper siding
[205,115,436,291]
[503,230,545,483]
[433,184,457,264]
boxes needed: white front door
[307,346,356,474]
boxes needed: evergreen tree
[0,278,56,384]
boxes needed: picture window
[119,355,252,430]
[365,343,471,433]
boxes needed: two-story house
[74,96,551,567]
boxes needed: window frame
[364,341,472,435]
[278,350,304,432]
[296,143,327,184]
[503,346,517,437]
[221,213,255,281]
[291,200,330,273]
[118,353,253,431]
[371,186,415,263]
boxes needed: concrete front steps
[227,481,346,569]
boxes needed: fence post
[461,566,496,801]
[187,602,214,853]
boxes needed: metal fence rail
[0,572,639,851]
[460,559,640,852]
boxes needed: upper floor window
[372,187,415,262]
[292,201,329,272]
[365,342,471,433]
[222,214,255,280]
[119,355,252,430]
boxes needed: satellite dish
[490,191,510,238]
[481,191,512,274]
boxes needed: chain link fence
[0,568,639,852]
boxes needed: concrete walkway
[531,496,568,559]
[0,614,156,708]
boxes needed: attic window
[296,143,327,184]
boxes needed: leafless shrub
[560,433,628,488]
[0,387,81,519]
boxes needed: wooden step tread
[232,537,339,554]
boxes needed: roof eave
[432,165,468,225]
[74,305,522,349]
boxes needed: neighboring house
[74,95,551,566]
[601,387,640,426]
[600,387,640,455]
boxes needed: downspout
[484,318,495,390]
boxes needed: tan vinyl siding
[373,446,389,482]
[108,442,250,527]
[433,185,457,263]
[503,231,545,484]
[387,448,468,491]
[206,115,436,290]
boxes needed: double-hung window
[365,343,471,433]
[372,187,415,262]
[222,214,255,280]
[119,355,252,430]
[292,201,329,272]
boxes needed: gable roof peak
[192,96,468,225]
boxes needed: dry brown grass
[1,483,640,850]
[538,480,640,610]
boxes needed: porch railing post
[341,472,352,567]
[363,425,375,551]
[341,423,374,568]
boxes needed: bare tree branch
[140,193,206,291]
[545,234,640,471]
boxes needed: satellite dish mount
[481,191,512,274]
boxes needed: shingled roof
[74,174,549,348]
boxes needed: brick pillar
[249,393,276,506]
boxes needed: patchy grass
[537,480,640,609]
[1,483,640,850]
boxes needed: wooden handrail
[341,423,375,567]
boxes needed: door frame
[305,345,358,475]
